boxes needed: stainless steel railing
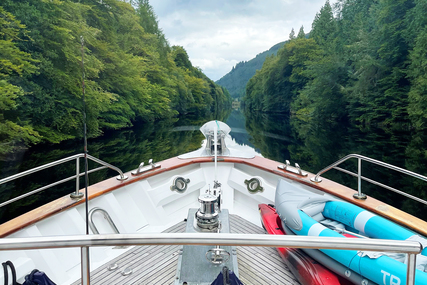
[0,233,421,285]
[88,207,120,234]
[0,154,128,208]
[311,154,427,204]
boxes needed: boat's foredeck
[71,215,300,285]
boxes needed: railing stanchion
[358,158,361,193]
[311,154,426,203]
[81,246,90,285]
[407,253,417,285]
[70,157,84,199]
[0,153,126,204]
[354,157,367,199]
[76,157,79,194]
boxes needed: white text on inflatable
[381,270,401,285]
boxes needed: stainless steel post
[76,157,79,193]
[407,253,417,285]
[353,157,367,199]
[358,157,361,194]
[81,246,90,285]
[70,157,84,199]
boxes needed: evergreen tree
[297,26,305,38]
[244,38,320,114]
[289,28,295,40]
[347,0,413,127]
[310,1,336,48]
[406,0,427,130]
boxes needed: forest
[216,41,286,98]
[243,0,427,218]
[244,0,426,134]
[0,0,231,155]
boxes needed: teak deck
[71,215,300,285]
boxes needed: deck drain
[107,263,118,271]
[121,267,133,276]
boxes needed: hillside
[216,41,287,98]
[0,0,231,154]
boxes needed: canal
[1,108,427,223]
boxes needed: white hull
[1,160,283,284]
[2,121,426,285]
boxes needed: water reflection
[0,111,230,223]
[1,107,427,223]
[243,109,427,221]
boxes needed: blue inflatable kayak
[275,179,427,285]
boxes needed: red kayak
[259,204,352,285]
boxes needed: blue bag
[2,261,56,285]
[211,266,244,285]
[22,270,56,285]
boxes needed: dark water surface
[243,111,427,221]
[1,109,427,223]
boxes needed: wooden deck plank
[72,214,299,285]
[125,246,180,283]
[238,249,296,283]
[141,259,177,284]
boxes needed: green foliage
[0,0,230,152]
[245,37,321,114]
[216,41,287,98]
[310,1,337,49]
[289,28,296,40]
[0,6,40,155]
[242,1,427,218]
[297,26,306,39]
[406,0,427,131]
[244,0,422,136]
[169,45,231,115]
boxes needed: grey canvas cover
[275,179,334,231]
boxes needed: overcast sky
[151,0,333,81]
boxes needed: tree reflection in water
[244,109,427,221]
[1,107,427,223]
[0,110,230,223]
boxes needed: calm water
[1,109,427,223]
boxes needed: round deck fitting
[244,178,263,193]
[171,177,190,193]
[70,192,84,199]
[116,174,128,181]
[353,193,367,200]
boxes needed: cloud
[151,0,333,81]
